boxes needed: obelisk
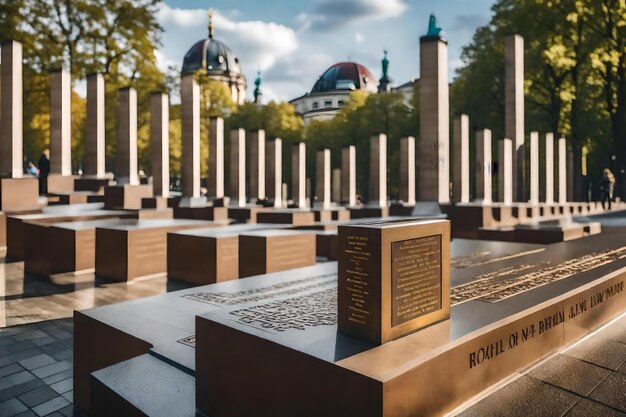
[316,149,331,208]
[341,146,356,206]
[116,87,138,185]
[291,142,306,208]
[208,116,224,199]
[150,92,169,197]
[369,134,387,207]
[181,74,202,203]
[229,128,246,207]
[505,34,525,202]
[84,73,105,177]
[399,137,416,205]
[452,115,469,203]
[475,129,492,203]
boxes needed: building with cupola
[182,11,247,105]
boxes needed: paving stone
[0,363,24,378]
[12,330,49,343]
[0,379,45,403]
[57,405,74,417]
[41,370,72,386]
[0,398,28,417]
[0,371,36,391]
[566,337,626,371]
[31,396,70,417]
[527,354,612,396]
[49,379,72,395]
[31,362,71,379]
[565,398,626,417]
[589,372,626,412]
[0,340,38,357]
[29,336,57,347]
[0,337,17,347]
[456,376,580,417]
[18,354,55,371]
[14,410,37,417]
[17,385,59,408]
[596,318,626,345]
[60,391,72,403]
[0,349,45,368]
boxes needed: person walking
[599,168,615,210]
[37,149,50,195]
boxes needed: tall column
[452,115,469,203]
[558,137,567,204]
[544,133,554,203]
[315,149,331,208]
[419,32,449,203]
[248,129,265,201]
[498,138,513,204]
[181,74,200,198]
[529,131,539,204]
[475,129,492,203]
[341,146,356,207]
[399,136,416,205]
[229,128,246,207]
[291,142,306,208]
[567,147,574,203]
[265,138,282,207]
[84,73,105,177]
[0,41,23,178]
[150,92,169,197]
[208,116,224,198]
[505,34,525,202]
[332,168,341,203]
[369,134,387,207]
[116,87,138,185]
[50,69,71,175]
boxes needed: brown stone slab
[238,230,316,278]
[74,177,110,193]
[349,206,390,219]
[104,184,153,210]
[46,174,77,194]
[227,206,269,223]
[255,210,315,226]
[173,206,228,222]
[514,223,585,244]
[141,196,179,209]
[95,219,225,281]
[316,230,338,260]
[0,177,39,212]
[338,219,451,345]
[0,211,5,248]
[127,208,173,220]
[50,191,94,205]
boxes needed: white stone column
[50,69,71,175]
[558,137,567,204]
[505,34,525,202]
[399,136,416,205]
[181,74,200,198]
[475,129,492,203]
[85,73,105,177]
[229,128,246,207]
[453,115,470,203]
[369,134,387,207]
[316,149,331,208]
[419,34,449,203]
[248,129,265,201]
[498,138,513,204]
[116,87,138,185]
[291,142,306,208]
[150,92,169,197]
[208,116,225,199]
[545,133,554,203]
[341,146,356,206]
[0,41,23,178]
[332,168,341,203]
[529,131,539,204]
[265,138,282,208]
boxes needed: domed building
[182,11,247,105]
[289,61,378,123]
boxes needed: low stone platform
[49,191,105,205]
[255,209,315,226]
[104,184,153,210]
[349,206,390,219]
[173,206,229,222]
[0,177,39,213]
[227,205,269,223]
[311,207,350,222]
[315,230,338,259]
[0,211,6,250]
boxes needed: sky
[159,0,495,103]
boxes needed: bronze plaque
[391,234,442,327]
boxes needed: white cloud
[298,0,407,31]
[355,32,365,43]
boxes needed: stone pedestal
[505,34,525,202]
[316,149,331,208]
[173,206,228,222]
[0,41,23,178]
[399,137,416,205]
[529,131,539,204]
[315,230,338,260]
[475,129,492,203]
[104,184,153,210]
[46,174,77,194]
[208,117,224,199]
[85,73,106,177]
[452,116,469,203]
[74,177,110,193]
[150,92,169,197]
[256,210,315,226]
[0,178,39,212]
[419,35,449,203]
[228,206,269,224]
[181,75,201,199]
[248,129,265,201]
[50,69,72,176]
[291,142,306,208]
[265,138,282,207]
[369,134,387,207]
[332,168,341,204]
[341,146,356,206]
[544,133,554,203]
[498,138,513,204]
[141,196,179,209]
[229,128,246,207]
[0,212,6,249]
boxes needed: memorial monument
[505,34,525,202]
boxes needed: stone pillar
[316,149,331,208]
[475,129,492,203]
[181,74,200,198]
[505,34,525,202]
[498,138,513,204]
[116,87,138,185]
[544,133,554,204]
[332,168,341,203]
[452,115,469,203]
[150,92,169,197]
[265,138,282,208]
[84,73,105,177]
[248,129,265,201]
[529,131,539,205]
[0,41,23,178]
[50,69,71,175]
[208,117,224,198]
[399,136,416,205]
[291,142,306,208]
[558,137,567,204]
[419,33,449,203]
[229,128,246,207]
[369,134,387,207]
[341,146,356,206]
[567,147,574,203]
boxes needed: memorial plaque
[391,235,442,327]
[338,219,450,344]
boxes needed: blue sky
[159,0,495,102]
